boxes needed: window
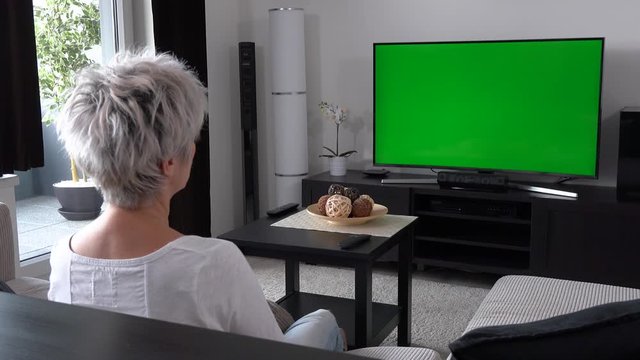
[15,0,116,268]
[15,0,154,277]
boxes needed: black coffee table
[218,211,415,349]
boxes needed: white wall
[205,1,245,236]
[205,0,640,234]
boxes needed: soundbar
[437,171,508,191]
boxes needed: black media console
[302,171,640,288]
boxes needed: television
[374,38,604,178]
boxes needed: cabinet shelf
[416,257,530,275]
[413,194,532,272]
[415,241,530,273]
[414,210,531,225]
[415,235,530,252]
[416,216,530,248]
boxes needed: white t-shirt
[48,235,284,342]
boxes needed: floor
[16,196,94,261]
[250,256,496,356]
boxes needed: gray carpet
[247,256,497,357]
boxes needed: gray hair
[56,50,207,208]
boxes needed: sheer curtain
[0,0,44,174]
[152,0,211,236]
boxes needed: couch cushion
[449,298,640,360]
[6,277,50,299]
[348,346,442,360]
[267,300,295,332]
[464,275,640,333]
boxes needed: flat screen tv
[374,38,604,178]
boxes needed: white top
[48,235,284,342]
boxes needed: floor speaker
[269,8,308,206]
[617,107,640,201]
[239,42,259,222]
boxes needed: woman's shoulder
[168,235,243,259]
[162,236,252,283]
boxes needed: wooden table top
[0,292,369,360]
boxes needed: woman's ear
[160,158,176,176]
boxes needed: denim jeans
[283,309,344,351]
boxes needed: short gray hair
[56,50,207,208]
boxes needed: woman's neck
[105,199,171,226]
[70,199,183,259]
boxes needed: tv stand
[381,178,438,185]
[302,170,640,288]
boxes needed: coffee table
[218,211,416,348]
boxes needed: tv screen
[374,38,604,177]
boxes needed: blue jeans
[283,309,344,351]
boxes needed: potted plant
[318,101,357,176]
[35,0,103,220]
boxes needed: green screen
[374,38,603,177]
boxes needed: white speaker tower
[269,8,308,206]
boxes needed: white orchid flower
[319,101,357,159]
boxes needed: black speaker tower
[617,107,640,201]
[239,42,260,222]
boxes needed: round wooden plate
[306,203,388,225]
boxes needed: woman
[48,50,344,352]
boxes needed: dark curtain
[0,0,44,174]
[152,0,211,237]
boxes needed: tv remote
[339,234,371,249]
[266,202,299,217]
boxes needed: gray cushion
[267,300,295,332]
[464,275,640,333]
[0,202,50,300]
[0,202,16,282]
[348,346,442,360]
[6,277,50,299]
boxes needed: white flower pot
[329,157,347,176]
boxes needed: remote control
[339,234,371,249]
[266,202,299,217]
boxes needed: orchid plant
[318,101,357,158]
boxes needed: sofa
[344,274,640,360]
[446,275,640,359]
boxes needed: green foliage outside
[34,0,100,125]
